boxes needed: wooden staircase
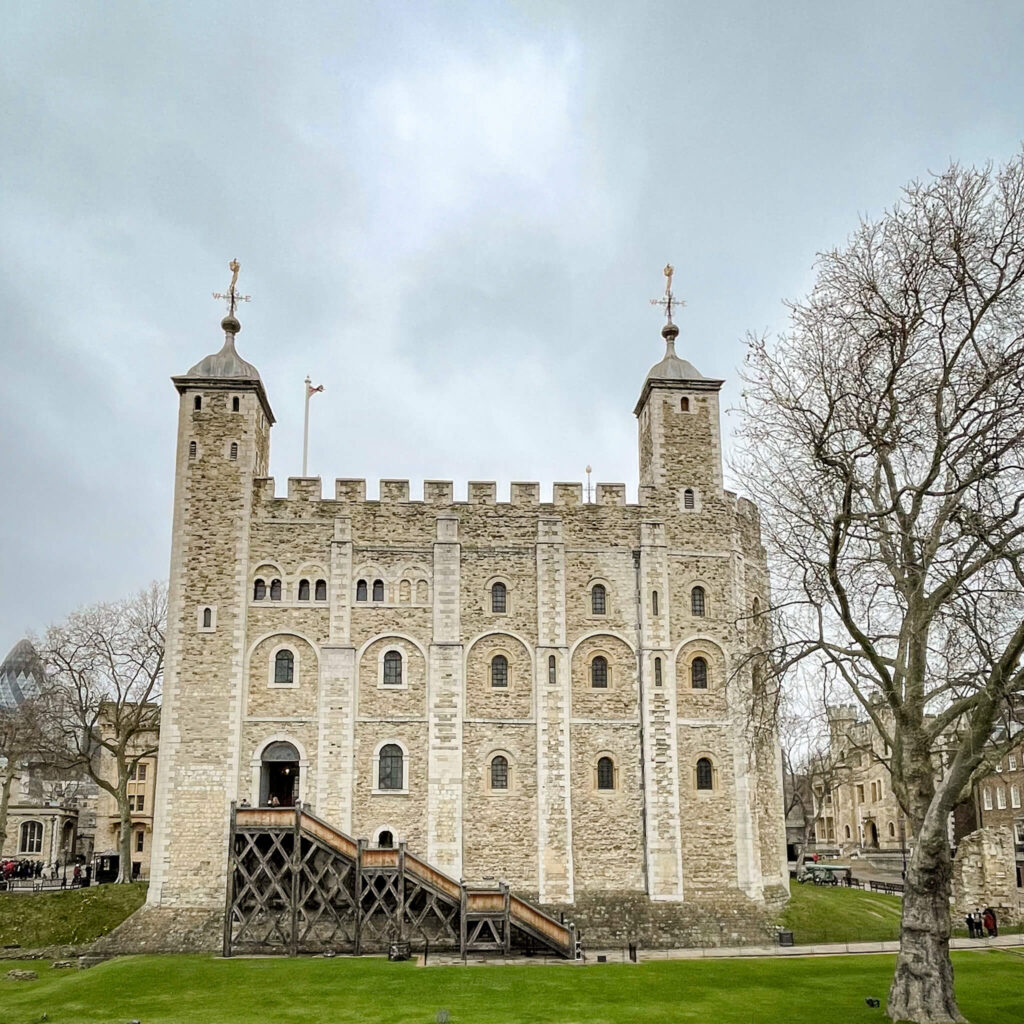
[224,804,577,959]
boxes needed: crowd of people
[2,858,45,880]
[965,908,999,938]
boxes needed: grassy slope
[780,880,904,944]
[0,883,147,948]
[1,952,1022,1024]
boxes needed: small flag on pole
[307,382,324,397]
[302,377,324,476]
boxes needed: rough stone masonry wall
[953,826,1024,919]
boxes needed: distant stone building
[144,272,787,946]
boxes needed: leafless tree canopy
[38,581,166,881]
[736,154,1024,1023]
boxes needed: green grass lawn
[780,880,904,944]
[0,883,147,949]
[1,951,1022,1024]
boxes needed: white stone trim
[248,734,310,806]
[196,604,217,632]
[377,644,409,690]
[568,628,637,657]
[371,738,409,795]
[593,750,620,793]
[484,748,516,795]
[268,642,300,689]
[585,577,612,618]
[372,824,401,847]
[484,574,512,615]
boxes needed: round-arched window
[356,579,368,602]
[262,740,299,762]
[491,582,507,613]
[383,650,403,686]
[691,586,706,617]
[274,650,294,685]
[591,656,608,688]
[378,744,404,790]
[377,829,394,848]
[298,579,310,601]
[597,756,615,790]
[691,657,708,689]
[696,757,713,790]
[591,584,607,616]
[490,755,509,790]
[491,655,508,688]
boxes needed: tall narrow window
[652,591,659,616]
[202,607,212,628]
[597,756,615,790]
[356,579,368,602]
[997,787,1007,809]
[315,579,326,601]
[383,650,403,686]
[136,830,145,852]
[691,586,706,616]
[680,397,690,412]
[298,579,310,601]
[691,657,708,689]
[194,396,202,411]
[1012,785,1021,809]
[683,488,695,510]
[591,655,608,688]
[274,650,294,685]
[548,654,556,685]
[490,755,509,790]
[491,581,507,613]
[654,657,662,687]
[229,442,238,461]
[378,744,403,790]
[20,821,43,853]
[253,579,266,601]
[491,654,508,688]
[270,578,282,601]
[591,584,606,616]
[188,440,197,460]
[696,758,713,790]
[372,579,384,602]
[232,396,240,412]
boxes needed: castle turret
[148,264,273,909]
[634,272,724,506]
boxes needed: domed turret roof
[0,638,44,708]
[644,335,706,383]
[185,324,261,380]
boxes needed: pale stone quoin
[146,302,788,944]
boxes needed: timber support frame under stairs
[224,804,578,960]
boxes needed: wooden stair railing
[226,803,577,959]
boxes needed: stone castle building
[145,273,787,945]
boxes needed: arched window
[188,440,197,460]
[378,744,404,790]
[232,396,240,412]
[298,579,310,601]
[491,655,508,688]
[274,650,294,685]
[270,579,282,601]
[20,821,43,854]
[315,579,327,601]
[591,584,606,616]
[680,397,690,412]
[597,756,615,790]
[490,755,509,790]
[696,757,713,790]
[683,488,695,510]
[356,579,368,602]
[548,655,556,685]
[691,657,708,689]
[591,656,608,688]
[194,395,202,411]
[253,579,266,601]
[202,607,212,628]
[654,656,663,687]
[377,830,394,849]
[691,586,706,617]
[229,442,238,461]
[383,650,403,686]
[652,591,659,616]
[752,597,761,617]
[888,821,896,838]
[372,579,384,602]
[845,825,852,839]
[491,582,507,613]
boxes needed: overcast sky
[2,1,1023,656]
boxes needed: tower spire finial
[649,263,684,345]
[212,258,252,335]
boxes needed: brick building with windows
[140,269,787,949]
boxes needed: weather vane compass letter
[212,259,252,319]
[650,263,684,327]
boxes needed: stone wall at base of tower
[88,906,223,955]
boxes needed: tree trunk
[887,817,965,1023]
[116,794,133,883]
[0,772,14,859]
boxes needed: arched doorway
[868,821,879,848]
[260,741,300,806]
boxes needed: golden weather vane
[650,263,685,325]
[212,258,252,317]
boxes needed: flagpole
[302,376,311,476]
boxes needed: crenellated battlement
[254,477,641,507]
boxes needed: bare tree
[39,582,166,882]
[0,695,48,859]
[736,154,1024,1023]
